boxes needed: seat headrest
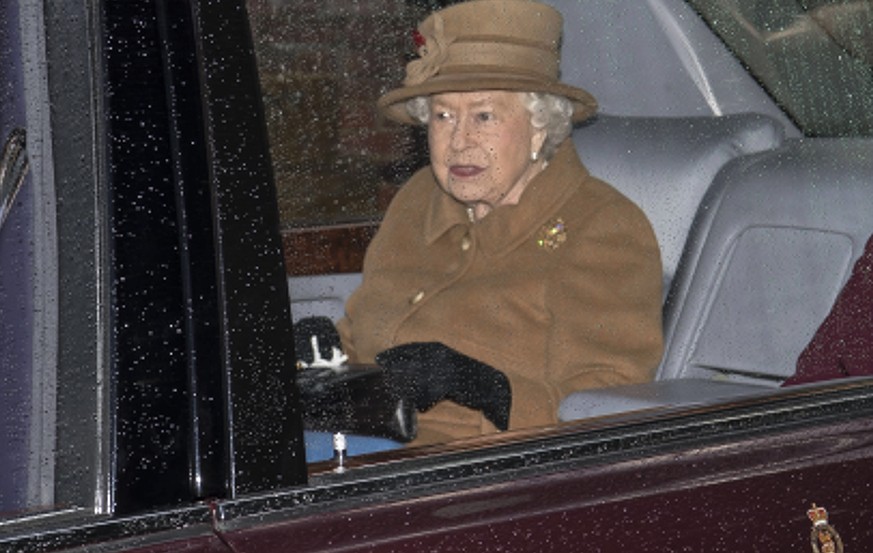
[573,113,784,294]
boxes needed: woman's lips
[449,165,484,178]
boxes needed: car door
[2,0,305,550]
[1,0,872,552]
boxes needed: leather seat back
[573,113,785,296]
[659,138,873,384]
[559,137,873,421]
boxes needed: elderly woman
[312,0,662,446]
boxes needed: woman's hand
[376,342,512,431]
[294,316,346,368]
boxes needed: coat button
[460,235,472,251]
[410,290,425,305]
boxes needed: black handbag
[296,364,417,443]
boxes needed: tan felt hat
[377,0,598,125]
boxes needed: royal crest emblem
[808,504,844,553]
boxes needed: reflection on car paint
[0,128,28,230]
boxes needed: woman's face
[428,91,547,220]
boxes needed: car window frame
[2,0,308,528]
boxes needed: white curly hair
[405,92,574,160]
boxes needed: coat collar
[423,140,588,255]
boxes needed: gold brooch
[808,504,844,553]
[537,218,567,251]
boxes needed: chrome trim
[0,128,29,230]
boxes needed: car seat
[560,137,873,420]
[573,112,785,297]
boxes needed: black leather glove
[294,317,417,442]
[293,316,342,366]
[375,342,512,431]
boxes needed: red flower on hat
[413,29,426,49]
[404,14,449,86]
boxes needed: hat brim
[377,73,598,125]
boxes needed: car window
[687,0,873,137]
[248,0,873,458]
[247,0,442,229]
[251,0,872,237]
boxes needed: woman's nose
[450,119,474,150]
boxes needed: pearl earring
[531,151,539,162]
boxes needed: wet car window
[247,0,873,450]
[247,0,442,228]
[688,0,873,137]
[251,0,872,235]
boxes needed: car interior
[289,0,873,455]
[2,0,872,528]
[561,133,873,419]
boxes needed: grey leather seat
[574,113,785,296]
[560,137,873,420]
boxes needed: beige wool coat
[337,140,663,445]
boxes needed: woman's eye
[434,111,452,121]
[475,112,494,122]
